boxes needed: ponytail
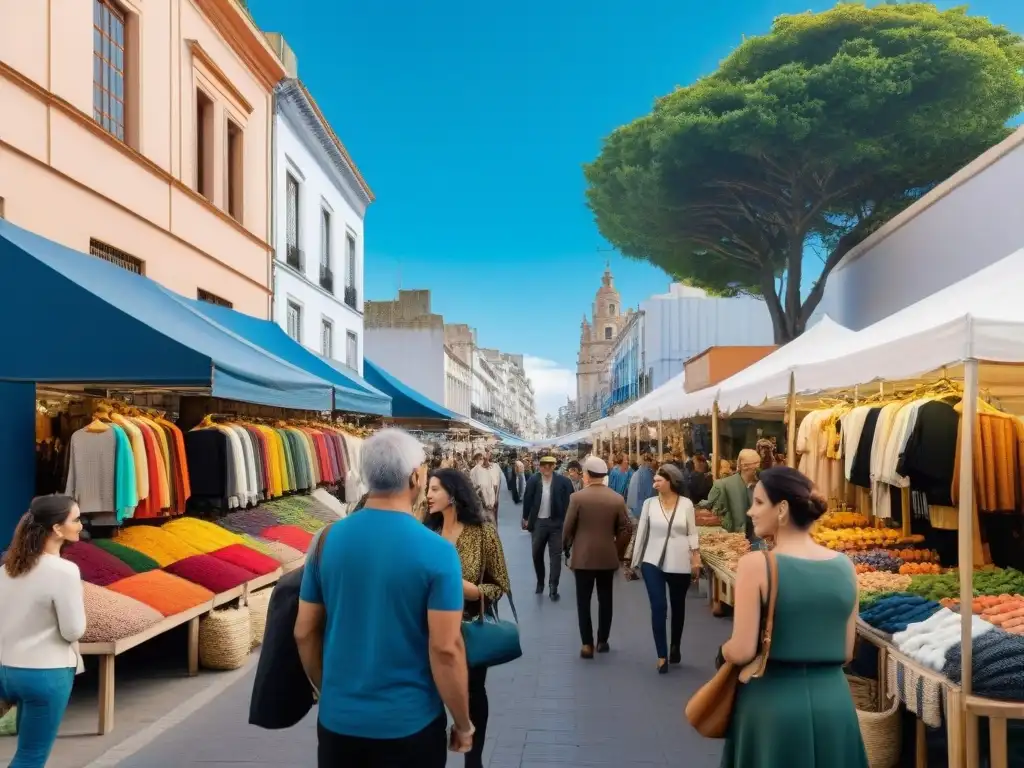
[2,495,77,577]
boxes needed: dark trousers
[317,713,447,768]
[574,568,615,646]
[466,666,488,768]
[531,519,562,588]
[640,563,691,659]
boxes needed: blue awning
[0,220,334,411]
[188,301,392,416]
[363,358,457,421]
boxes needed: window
[609,303,615,315]
[0,197,5,219]
[344,233,357,308]
[90,238,144,274]
[196,89,214,199]
[286,301,302,341]
[226,119,243,220]
[197,288,232,308]
[604,326,613,340]
[321,319,333,358]
[285,173,302,270]
[319,208,333,292]
[93,0,126,141]
[346,331,358,369]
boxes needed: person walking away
[685,454,713,505]
[295,429,474,767]
[566,460,583,492]
[562,457,630,659]
[608,454,633,499]
[0,495,86,768]
[629,454,656,519]
[719,466,866,767]
[470,451,502,524]
[699,449,763,548]
[514,460,526,504]
[424,469,511,768]
[631,464,700,673]
[521,456,573,601]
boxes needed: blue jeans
[0,666,75,768]
[640,563,692,659]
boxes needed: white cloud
[523,356,575,420]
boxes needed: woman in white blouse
[631,464,700,674]
[0,495,86,768]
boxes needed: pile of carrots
[939,594,1024,633]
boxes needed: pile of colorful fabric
[860,594,942,634]
[892,607,995,671]
[944,628,1024,700]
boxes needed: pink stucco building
[0,0,286,317]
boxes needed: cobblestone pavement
[116,483,728,767]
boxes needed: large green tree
[585,3,1024,342]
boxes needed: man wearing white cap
[522,455,574,600]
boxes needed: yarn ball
[261,540,304,565]
[161,517,244,554]
[80,582,164,643]
[260,525,314,552]
[165,554,257,594]
[91,539,160,573]
[218,508,283,537]
[115,526,203,567]
[106,571,214,616]
[62,542,136,587]
[210,544,280,576]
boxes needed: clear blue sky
[247,0,1024,417]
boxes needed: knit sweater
[65,427,117,515]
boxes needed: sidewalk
[16,483,729,767]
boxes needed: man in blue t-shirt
[295,428,473,766]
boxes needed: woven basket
[247,587,272,649]
[198,605,252,671]
[848,676,901,768]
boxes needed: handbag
[684,550,778,739]
[461,528,522,668]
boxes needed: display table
[79,567,287,735]
[700,553,736,615]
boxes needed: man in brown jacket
[562,456,630,659]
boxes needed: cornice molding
[190,0,286,91]
[187,39,254,114]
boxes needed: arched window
[608,303,616,315]
[605,326,613,340]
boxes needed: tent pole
[711,402,720,480]
[786,371,797,468]
[959,358,978,760]
[657,408,664,463]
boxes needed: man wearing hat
[522,455,575,600]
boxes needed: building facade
[576,266,632,426]
[604,283,774,414]
[818,126,1024,331]
[271,72,373,374]
[0,0,285,315]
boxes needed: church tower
[576,264,629,415]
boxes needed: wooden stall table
[700,553,736,616]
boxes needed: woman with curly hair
[0,495,86,768]
[424,469,512,768]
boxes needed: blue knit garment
[860,595,941,633]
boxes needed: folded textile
[218,508,284,537]
[115,526,203,567]
[165,554,257,594]
[944,628,1024,700]
[261,540,304,565]
[887,654,945,727]
[896,612,994,671]
[81,582,164,642]
[62,541,137,587]
[162,518,244,553]
[106,571,214,616]
[210,544,281,577]
[862,595,942,633]
[260,525,314,553]
[92,539,161,573]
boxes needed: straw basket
[199,605,252,671]
[848,675,901,768]
[248,587,272,649]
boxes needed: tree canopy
[584,2,1024,341]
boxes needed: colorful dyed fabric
[62,542,136,587]
[261,540,305,565]
[81,582,164,642]
[217,508,283,537]
[161,517,243,553]
[115,526,202,567]
[164,554,256,593]
[209,544,280,577]
[106,571,214,616]
[260,525,314,552]
[239,534,274,555]
[91,539,161,572]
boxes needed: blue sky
[247,0,1024,418]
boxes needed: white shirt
[0,554,86,669]
[538,477,552,519]
[470,464,499,509]
[631,496,700,573]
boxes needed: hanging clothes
[65,427,117,516]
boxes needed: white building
[364,325,448,405]
[606,283,774,413]
[272,77,372,374]
[445,345,473,417]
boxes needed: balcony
[344,284,358,310]
[319,263,334,294]
[286,245,304,272]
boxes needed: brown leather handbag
[684,550,779,738]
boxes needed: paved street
[115,484,728,767]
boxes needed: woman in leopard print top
[425,468,512,768]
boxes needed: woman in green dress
[719,466,867,767]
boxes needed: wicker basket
[248,587,272,649]
[848,676,901,768]
[199,605,252,671]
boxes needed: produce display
[695,510,722,528]
[907,568,1024,603]
[813,526,905,551]
[698,529,750,570]
[898,562,942,575]
[850,550,904,573]
[857,572,912,596]
[818,512,871,529]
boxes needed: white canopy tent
[530,428,594,450]
[590,371,686,432]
